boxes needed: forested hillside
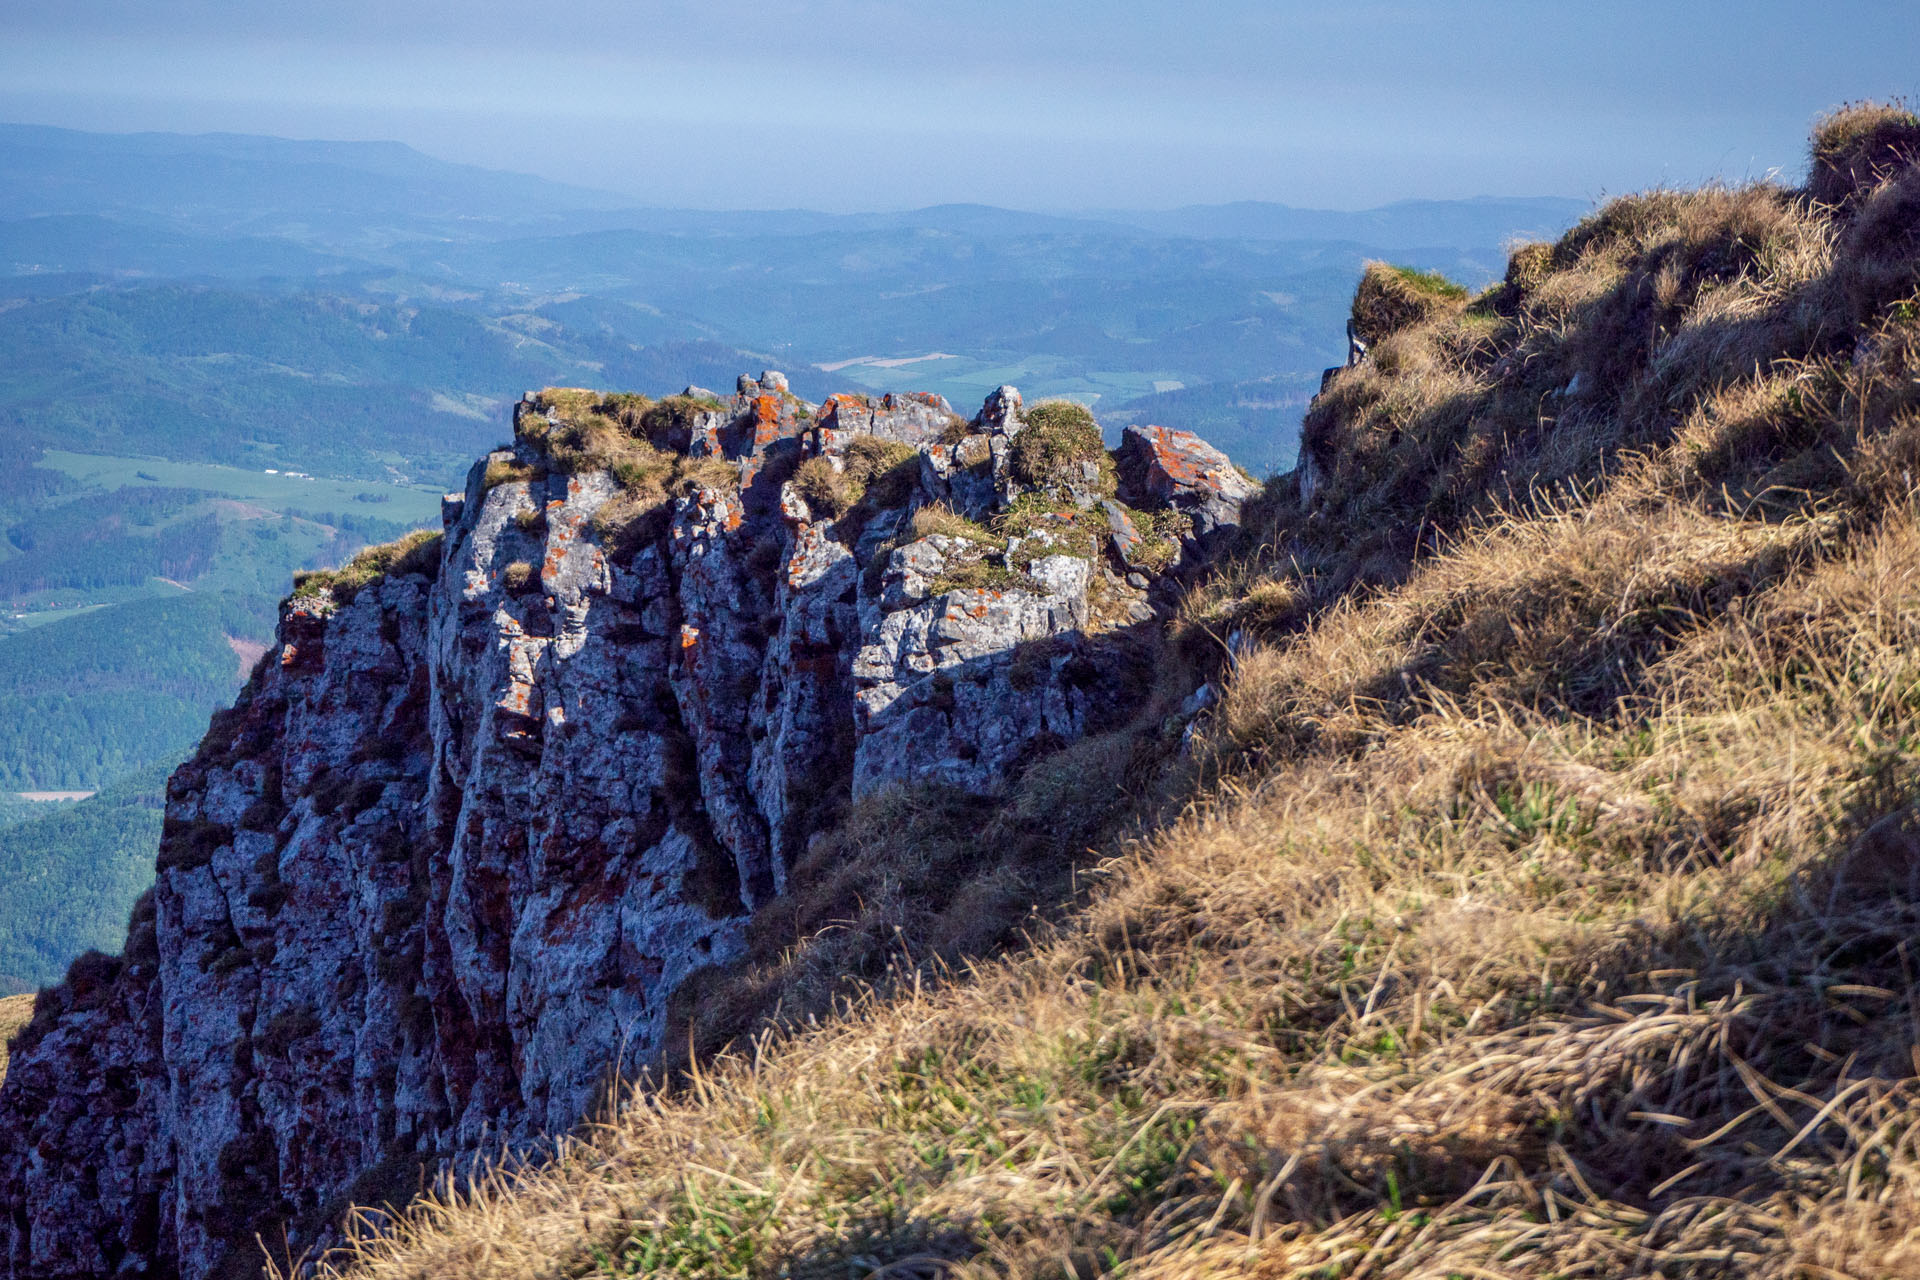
[0,593,275,789]
[0,767,165,989]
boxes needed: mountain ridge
[15,105,1917,1280]
[0,120,1588,250]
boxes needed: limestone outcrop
[0,376,1256,1279]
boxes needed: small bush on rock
[792,457,854,517]
[502,561,537,594]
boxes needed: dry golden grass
[482,457,540,491]
[789,439,920,527]
[289,114,1920,1279]
[0,992,34,1082]
[291,529,441,603]
[792,456,855,518]
[1809,100,1920,212]
[910,503,1001,546]
[844,436,920,506]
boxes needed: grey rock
[0,377,1252,1280]
[1114,423,1260,541]
[1182,682,1217,716]
[1295,452,1322,507]
[981,384,1023,432]
[1102,499,1142,565]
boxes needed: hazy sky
[0,0,1915,212]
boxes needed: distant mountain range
[0,121,1597,486]
[1093,196,1592,250]
[0,122,1588,253]
[0,123,631,239]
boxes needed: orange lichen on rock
[817,393,870,432]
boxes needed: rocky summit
[0,376,1254,1279]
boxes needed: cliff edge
[0,376,1254,1278]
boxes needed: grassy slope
[311,106,1920,1278]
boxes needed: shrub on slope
[305,103,1920,1280]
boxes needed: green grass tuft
[1349,261,1470,342]
[1008,401,1112,496]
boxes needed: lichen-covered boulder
[1116,423,1260,540]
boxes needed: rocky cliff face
[0,375,1255,1280]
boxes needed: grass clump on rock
[518,387,724,479]
[1808,98,1920,210]
[910,502,1000,546]
[858,502,1006,596]
[1008,399,1113,495]
[290,529,441,604]
[509,387,742,558]
[842,436,919,509]
[926,558,1033,596]
[480,457,539,491]
[994,491,1103,567]
[792,439,920,521]
[791,456,855,518]
[1348,260,1470,342]
[637,394,724,451]
[500,561,537,594]
[1114,503,1188,574]
[590,454,741,558]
